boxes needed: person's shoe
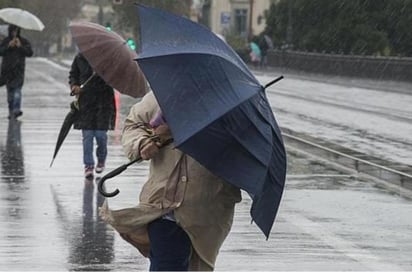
[95,162,105,174]
[84,166,94,179]
[14,111,23,118]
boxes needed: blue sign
[221,12,231,25]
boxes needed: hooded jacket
[0,25,33,88]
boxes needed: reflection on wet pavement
[1,119,26,221]
[1,119,24,180]
[68,178,114,270]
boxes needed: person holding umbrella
[0,24,33,119]
[100,91,242,271]
[69,53,116,178]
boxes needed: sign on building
[220,12,231,25]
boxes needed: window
[234,9,247,37]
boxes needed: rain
[0,0,412,271]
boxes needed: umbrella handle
[70,72,96,96]
[98,138,174,197]
[264,75,284,89]
[98,157,141,197]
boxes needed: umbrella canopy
[250,41,262,57]
[135,5,287,238]
[69,21,147,98]
[0,8,44,31]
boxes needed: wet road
[0,58,411,271]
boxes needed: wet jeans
[147,218,192,271]
[82,129,107,167]
[7,85,22,114]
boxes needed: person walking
[69,53,116,178]
[258,34,274,68]
[0,24,33,119]
[100,91,241,271]
[249,40,261,67]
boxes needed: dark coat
[0,25,33,88]
[69,53,116,130]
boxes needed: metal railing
[266,50,412,82]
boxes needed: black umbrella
[50,101,79,167]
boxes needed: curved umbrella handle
[98,138,174,198]
[98,157,141,197]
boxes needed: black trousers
[148,218,192,271]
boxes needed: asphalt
[0,58,411,271]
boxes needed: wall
[207,0,271,37]
[266,50,412,82]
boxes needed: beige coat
[100,92,241,270]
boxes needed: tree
[0,0,82,56]
[110,0,192,50]
[385,0,412,56]
[264,0,391,55]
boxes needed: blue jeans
[7,85,22,114]
[82,130,108,167]
[148,219,192,271]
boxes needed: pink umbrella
[69,21,147,98]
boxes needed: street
[0,58,411,271]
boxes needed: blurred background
[2,0,412,82]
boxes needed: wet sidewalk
[1,58,411,271]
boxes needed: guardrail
[281,128,412,195]
[266,50,412,82]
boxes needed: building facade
[194,0,275,38]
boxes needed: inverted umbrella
[0,8,44,31]
[69,21,147,98]
[99,5,287,238]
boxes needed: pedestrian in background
[249,39,261,67]
[259,34,274,68]
[100,91,241,271]
[69,53,116,178]
[0,24,33,119]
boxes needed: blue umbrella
[134,4,287,238]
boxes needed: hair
[8,24,20,37]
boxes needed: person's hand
[140,140,160,160]
[139,124,172,160]
[71,85,81,95]
[14,38,21,47]
[8,39,17,47]
[153,124,171,143]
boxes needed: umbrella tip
[264,75,284,89]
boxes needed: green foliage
[264,0,412,56]
[226,33,248,51]
[0,0,82,55]
[111,0,192,50]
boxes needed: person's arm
[122,93,170,160]
[18,37,33,57]
[68,55,81,95]
[0,38,10,56]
